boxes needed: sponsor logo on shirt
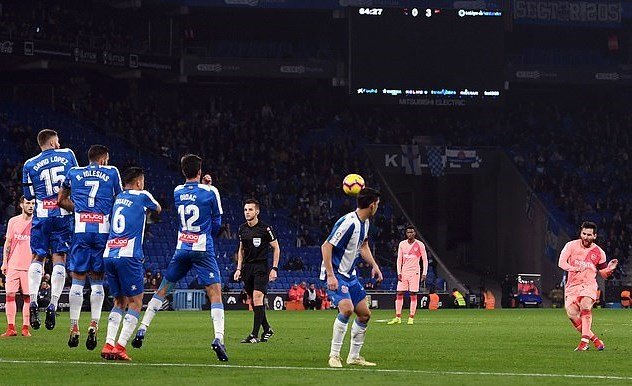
[107,238,129,249]
[14,233,30,241]
[179,232,200,244]
[253,237,262,247]
[80,212,104,223]
[42,199,58,209]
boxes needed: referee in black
[234,198,280,343]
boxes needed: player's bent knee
[340,308,353,318]
[358,312,371,324]
[157,279,175,296]
[252,291,265,305]
[338,302,354,317]
[206,284,222,301]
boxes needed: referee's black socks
[252,305,265,336]
[261,310,270,332]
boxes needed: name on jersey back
[76,169,111,182]
[180,193,196,201]
[32,155,70,171]
[115,198,133,207]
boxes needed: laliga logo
[107,238,129,248]
[197,63,222,72]
[80,213,104,223]
[279,65,305,74]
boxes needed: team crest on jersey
[80,212,104,223]
[179,232,200,244]
[253,237,262,247]
[42,199,58,209]
[107,238,129,248]
[341,285,349,294]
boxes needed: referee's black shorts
[242,262,269,295]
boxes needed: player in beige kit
[558,221,617,351]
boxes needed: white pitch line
[0,359,631,381]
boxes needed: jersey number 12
[178,204,200,232]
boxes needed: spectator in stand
[297,281,307,300]
[452,288,466,308]
[38,281,51,309]
[549,285,564,308]
[483,288,496,310]
[302,283,321,310]
[144,270,153,289]
[428,288,440,310]
[318,286,330,310]
[287,284,300,302]
[620,288,631,308]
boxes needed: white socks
[28,261,44,300]
[330,314,350,357]
[69,279,85,327]
[139,295,164,331]
[106,307,124,346]
[117,310,140,347]
[348,319,367,359]
[50,263,66,309]
[90,281,105,323]
[210,303,225,343]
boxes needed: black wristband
[271,267,278,272]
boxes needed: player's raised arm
[596,248,617,279]
[209,186,223,237]
[598,259,617,279]
[558,243,579,272]
[360,239,383,283]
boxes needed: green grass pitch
[1,308,631,385]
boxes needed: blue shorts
[31,216,73,257]
[104,257,144,297]
[69,233,108,273]
[165,250,221,286]
[324,274,367,307]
